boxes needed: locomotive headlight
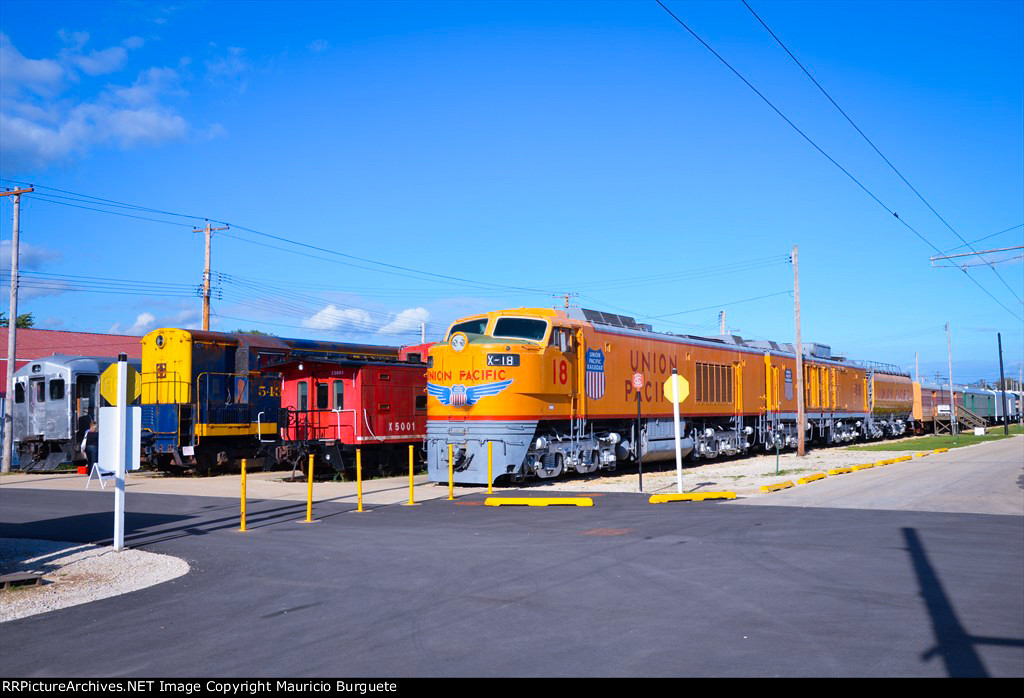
[451,332,468,353]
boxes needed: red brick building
[0,328,142,398]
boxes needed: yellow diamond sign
[663,374,689,405]
[100,363,142,406]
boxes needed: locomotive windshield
[492,318,548,342]
[449,318,488,337]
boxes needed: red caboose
[276,344,431,476]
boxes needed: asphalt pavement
[1,438,1022,678]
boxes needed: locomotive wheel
[539,452,563,478]
[193,452,215,477]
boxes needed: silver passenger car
[12,355,141,471]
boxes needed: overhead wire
[654,0,1023,323]
[939,223,1024,255]
[741,0,1023,306]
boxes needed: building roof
[0,328,142,397]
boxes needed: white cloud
[128,312,157,334]
[301,305,374,332]
[0,33,64,96]
[308,39,329,54]
[58,30,90,51]
[0,240,61,269]
[72,46,128,76]
[110,66,184,106]
[0,32,203,171]
[108,308,199,335]
[1,101,188,170]
[205,46,250,92]
[379,307,430,335]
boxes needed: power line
[653,0,1023,323]
[741,0,1023,306]
[648,289,792,318]
[940,223,1024,254]
[23,193,196,228]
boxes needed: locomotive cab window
[50,379,65,401]
[14,383,25,403]
[316,383,329,410]
[549,327,573,352]
[297,381,308,411]
[493,318,548,342]
[333,380,344,410]
[448,318,488,338]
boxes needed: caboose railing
[280,408,356,442]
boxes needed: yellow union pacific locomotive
[426,307,912,485]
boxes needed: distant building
[0,328,142,399]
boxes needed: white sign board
[99,406,141,473]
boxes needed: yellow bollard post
[448,443,454,501]
[487,441,493,495]
[304,453,315,523]
[403,444,416,506]
[240,458,247,532]
[357,448,364,512]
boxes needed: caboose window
[316,383,329,410]
[50,379,65,401]
[493,318,547,342]
[297,381,308,411]
[333,380,344,409]
[449,319,488,337]
[416,395,427,410]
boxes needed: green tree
[0,312,34,328]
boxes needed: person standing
[81,421,99,474]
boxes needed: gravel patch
[529,438,966,496]
[0,539,189,623]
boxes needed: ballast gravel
[536,438,964,496]
[0,538,189,623]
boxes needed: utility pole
[420,322,425,344]
[793,245,805,456]
[946,322,958,436]
[998,333,1008,435]
[719,311,726,335]
[194,221,229,331]
[915,352,919,382]
[2,186,33,474]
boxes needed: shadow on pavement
[904,527,1024,677]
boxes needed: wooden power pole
[194,220,229,331]
[2,186,33,474]
[793,245,805,456]
[998,333,1008,435]
[946,322,958,436]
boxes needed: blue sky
[1,0,1021,384]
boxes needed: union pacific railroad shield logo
[585,349,605,400]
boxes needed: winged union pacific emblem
[427,380,514,407]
